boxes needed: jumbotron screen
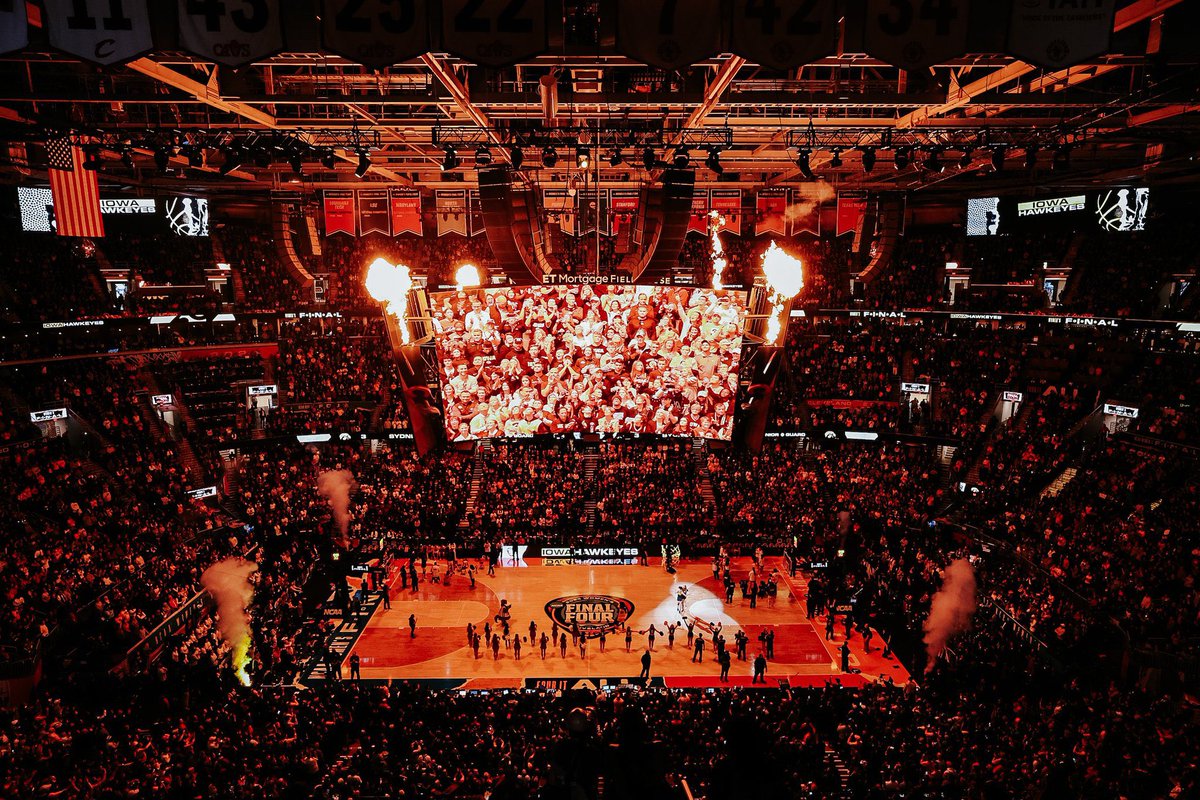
[433,285,747,441]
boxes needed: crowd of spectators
[595,443,709,542]
[473,443,586,539]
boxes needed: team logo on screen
[545,595,634,639]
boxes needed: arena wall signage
[1002,391,1024,403]
[186,486,218,500]
[1103,403,1139,419]
[545,595,634,639]
[30,408,68,422]
[247,384,278,396]
[151,394,174,406]
[901,382,930,393]
[536,546,640,565]
[967,188,1149,236]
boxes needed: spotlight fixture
[922,149,944,173]
[990,146,1006,171]
[441,147,459,171]
[508,144,524,169]
[252,148,271,168]
[576,146,590,170]
[860,147,876,173]
[893,147,910,171]
[829,149,843,168]
[607,149,623,167]
[795,148,814,180]
[320,149,337,169]
[542,145,558,168]
[184,146,203,168]
[355,149,372,177]
[121,149,135,171]
[704,147,723,175]
[1024,146,1039,171]
[219,146,244,176]
[475,145,492,166]
[958,148,974,169]
[672,147,690,168]
[641,147,657,170]
[153,147,171,173]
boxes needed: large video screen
[966,187,1149,236]
[433,285,747,440]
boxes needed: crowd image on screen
[433,285,746,440]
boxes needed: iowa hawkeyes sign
[545,595,634,639]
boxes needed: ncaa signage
[545,595,634,639]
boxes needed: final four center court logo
[545,595,634,639]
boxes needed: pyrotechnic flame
[365,257,413,344]
[233,636,252,686]
[455,263,482,290]
[709,210,727,290]
[760,240,804,344]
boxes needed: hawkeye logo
[545,595,633,639]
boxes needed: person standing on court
[841,641,851,673]
[472,633,481,659]
[540,632,549,659]
[692,633,705,663]
[559,632,568,658]
[647,624,659,651]
[765,629,775,659]
[349,653,361,681]
[640,648,651,680]
[753,652,767,684]
[599,630,607,653]
[625,626,633,652]
[410,562,419,593]
[513,635,522,661]
[579,635,588,659]
[409,613,417,638]
[825,612,836,640]
[492,633,501,660]
[718,649,731,682]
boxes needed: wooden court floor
[343,558,910,689]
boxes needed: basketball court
[333,557,910,690]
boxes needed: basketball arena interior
[2,1,1199,798]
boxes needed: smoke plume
[922,558,977,672]
[784,183,835,226]
[317,469,357,537]
[200,558,259,686]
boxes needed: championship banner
[729,0,838,71]
[790,185,823,236]
[710,189,743,236]
[389,188,422,236]
[435,189,468,237]
[176,0,284,67]
[321,0,429,70]
[439,0,548,67]
[323,190,356,236]
[43,0,153,65]
[357,189,390,236]
[609,188,640,238]
[468,190,485,237]
[615,0,721,70]
[862,0,970,70]
[0,0,27,55]
[756,189,789,237]
[836,191,868,237]
[1007,0,1116,69]
[543,188,576,236]
[687,190,711,235]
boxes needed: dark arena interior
[3,2,1200,798]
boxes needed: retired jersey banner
[439,0,548,67]
[710,189,743,236]
[756,189,789,237]
[1007,0,1116,69]
[436,189,468,236]
[323,190,356,236]
[321,0,428,70]
[616,0,721,70]
[468,190,485,237]
[688,190,711,235]
[389,188,422,236]
[0,0,27,54]
[43,0,153,65]
[730,0,838,71]
[862,0,970,70]
[836,191,868,237]
[358,189,390,236]
[609,188,640,238]
[176,0,284,67]
[543,188,576,236]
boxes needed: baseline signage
[1103,403,1139,419]
[535,546,639,565]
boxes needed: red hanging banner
[710,189,743,236]
[687,190,711,236]
[389,189,422,236]
[836,191,868,237]
[358,189,390,236]
[323,190,356,236]
[756,189,789,237]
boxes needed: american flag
[47,136,104,238]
